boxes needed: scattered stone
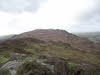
[38,55,48,59]
[10,53,27,60]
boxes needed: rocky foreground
[0,53,100,75]
[16,57,100,75]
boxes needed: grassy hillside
[11,29,100,54]
[0,38,100,67]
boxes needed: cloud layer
[0,0,100,35]
[79,0,100,25]
[0,0,47,12]
[69,0,100,32]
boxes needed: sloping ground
[0,38,100,67]
[12,29,100,53]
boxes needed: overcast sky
[0,0,99,35]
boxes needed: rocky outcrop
[16,57,100,75]
[0,61,23,75]
[16,62,54,75]
[0,53,27,75]
[0,56,100,75]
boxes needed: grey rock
[10,53,27,60]
[0,60,23,75]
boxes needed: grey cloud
[74,0,100,32]
[79,0,100,25]
[68,24,100,32]
[0,0,47,13]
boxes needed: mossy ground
[0,39,100,67]
[23,42,100,66]
[0,70,11,75]
[0,51,10,67]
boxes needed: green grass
[0,51,11,66]
[0,55,10,67]
[68,62,77,70]
[23,42,100,66]
[0,70,11,75]
[0,56,9,64]
[0,39,100,67]
[22,57,37,62]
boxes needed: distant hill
[74,32,100,43]
[0,35,15,42]
[12,29,100,53]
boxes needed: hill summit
[12,29,100,53]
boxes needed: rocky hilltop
[12,29,100,53]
